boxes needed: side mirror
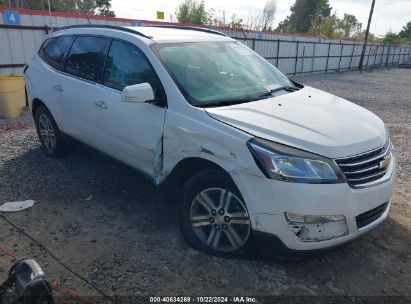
[121,83,154,103]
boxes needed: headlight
[247,138,345,183]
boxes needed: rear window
[39,36,74,71]
[66,36,110,82]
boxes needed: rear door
[54,35,111,144]
[34,35,74,126]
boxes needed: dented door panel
[91,86,166,179]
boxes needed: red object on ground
[0,123,34,134]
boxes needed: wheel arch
[31,98,47,117]
[31,98,63,131]
[162,157,239,196]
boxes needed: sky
[110,0,411,36]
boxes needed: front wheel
[179,169,251,256]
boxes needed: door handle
[53,85,63,92]
[94,100,108,109]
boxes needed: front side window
[66,36,110,82]
[39,36,74,71]
[103,40,163,98]
[154,41,292,107]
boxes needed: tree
[383,31,399,44]
[209,11,246,29]
[8,0,115,16]
[207,0,276,31]
[311,0,332,34]
[338,14,362,38]
[399,21,411,39]
[227,14,246,30]
[175,0,210,25]
[75,0,113,16]
[95,0,115,16]
[318,0,332,21]
[379,21,411,45]
[285,0,332,34]
[175,0,276,31]
[257,0,277,31]
[318,14,340,38]
[275,16,290,32]
[355,30,378,42]
[243,0,277,31]
[308,12,363,39]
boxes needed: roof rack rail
[146,25,227,37]
[53,24,151,39]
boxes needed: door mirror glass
[121,83,154,103]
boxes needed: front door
[56,35,166,179]
[87,39,166,178]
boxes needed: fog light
[285,212,348,242]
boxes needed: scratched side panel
[160,107,266,198]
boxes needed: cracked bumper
[231,159,396,252]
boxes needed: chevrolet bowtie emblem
[379,154,391,170]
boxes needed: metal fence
[1,7,411,76]
[234,37,411,76]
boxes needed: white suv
[25,25,395,257]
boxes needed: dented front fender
[156,108,263,186]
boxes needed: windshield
[153,41,293,107]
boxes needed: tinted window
[39,36,74,71]
[103,40,163,97]
[66,36,110,82]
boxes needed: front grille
[335,142,391,187]
[356,202,388,229]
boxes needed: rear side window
[103,40,163,98]
[39,36,74,71]
[66,36,110,82]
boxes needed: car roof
[128,26,233,43]
[52,25,234,44]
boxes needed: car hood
[205,86,387,158]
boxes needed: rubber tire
[34,105,66,157]
[179,168,252,257]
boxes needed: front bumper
[231,154,396,252]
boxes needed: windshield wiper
[201,85,300,108]
[259,85,299,97]
[201,98,257,108]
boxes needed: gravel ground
[0,68,410,302]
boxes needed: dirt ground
[0,68,410,302]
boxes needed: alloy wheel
[38,114,56,151]
[190,188,251,252]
